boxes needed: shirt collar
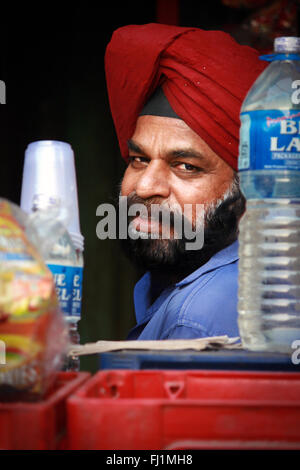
[175,240,239,287]
[133,271,173,325]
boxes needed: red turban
[105,23,267,170]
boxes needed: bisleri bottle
[238,37,300,353]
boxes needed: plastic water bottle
[20,141,84,370]
[238,37,300,353]
[46,231,83,371]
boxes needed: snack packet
[0,199,67,401]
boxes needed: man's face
[121,115,235,218]
[120,115,244,277]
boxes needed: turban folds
[105,23,267,170]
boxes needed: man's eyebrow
[169,149,207,161]
[127,140,207,162]
[127,139,145,154]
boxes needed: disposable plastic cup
[20,140,84,251]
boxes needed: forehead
[130,115,230,172]
[131,115,202,147]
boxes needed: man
[105,23,266,340]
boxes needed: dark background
[0,1,296,372]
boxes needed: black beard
[118,184,245,284]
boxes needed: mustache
[126,193,180,225]
[123,192,205,237]
[127,193,176,210]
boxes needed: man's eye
[175,162,201,173]
[128,156,149,167]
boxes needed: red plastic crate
[67,369,300,450]
[0,371,90,450]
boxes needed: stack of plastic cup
[20,140,84,252]
[20,140,84,371]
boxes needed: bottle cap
[274,37,300,53]
[20,140,84,251]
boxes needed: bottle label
[47,264,83,318]
[239,110,300,171]
[71,266,83,318]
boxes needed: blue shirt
[127,240,240,340]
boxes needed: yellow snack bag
[0,199,67,401]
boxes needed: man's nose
[135,161,170,199]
